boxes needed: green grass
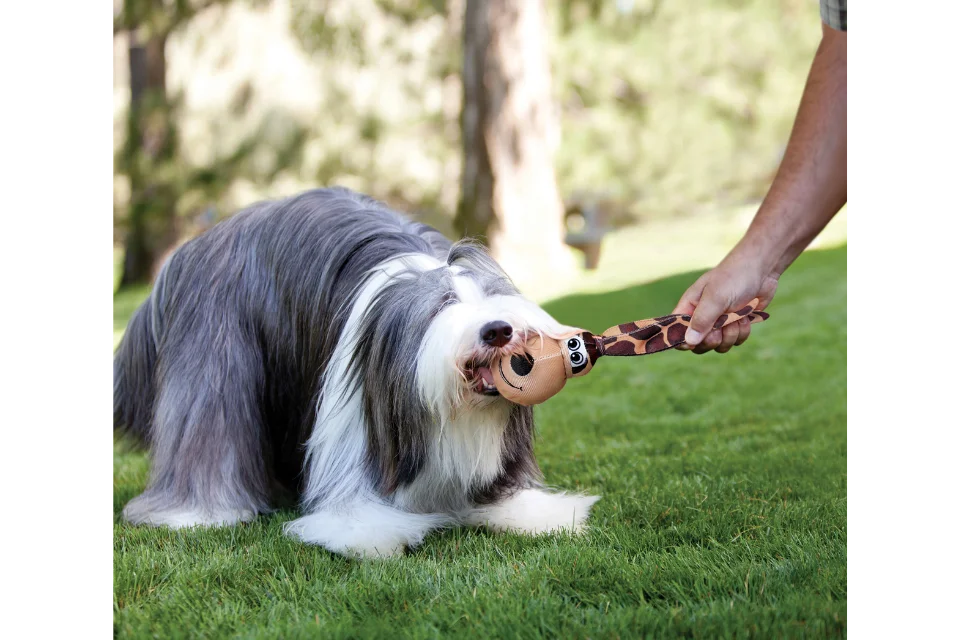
[114,245,846,639]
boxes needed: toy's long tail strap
[590,298,770,357]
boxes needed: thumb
[685,287,731,346]
[672,276,707,316]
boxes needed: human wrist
[726,229,784,280]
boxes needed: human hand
[672,253,779,354]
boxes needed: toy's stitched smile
[497,359,523,391]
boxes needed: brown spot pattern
[667,322,687,345]
[655,315,676,326]
[604,340,640,356]
[633,325,660,341]
[644,334,667,353]
[618,322,639,334]
[734,304,755,316]
[713,314,728,329]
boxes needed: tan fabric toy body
[493,299,770,405]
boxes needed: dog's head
[352,242,575,421]
[418,243,578,415]
[343,240,568,494]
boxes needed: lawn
[114,245,846,639]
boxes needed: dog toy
[493,299,770,406]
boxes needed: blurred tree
[286,0,569,276]
[114,0,182,285]
[456,0,570,276]
[114,0,289,285]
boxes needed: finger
[714,322,741,354]
[693,328,723,354]
[673,278,707,350]
[734,318,751,346]
[685,287,731,347]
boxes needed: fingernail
[685,328,702,345]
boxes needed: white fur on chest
[393,401,510,512]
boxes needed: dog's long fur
[114,187,598,557]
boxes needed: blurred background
[113,0,846,312]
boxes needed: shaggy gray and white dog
[114,187,598,558]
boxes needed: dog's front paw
[284,502,449,558]
[463,489,600,535]
[342,541,407,559]
[285,514,409,558]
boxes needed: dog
[114,187,599,558]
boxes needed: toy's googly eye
[567,338,581,350]
[570,351,584,365]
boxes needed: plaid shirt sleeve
[820,0,847,31]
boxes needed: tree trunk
[456,0,572,284]
[120,27,178,286]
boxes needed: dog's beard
[416,275,578,417]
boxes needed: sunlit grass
[114,246,143,349]
[515,205,846,304]
[114,246,123,293]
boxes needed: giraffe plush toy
[493,299,770,406]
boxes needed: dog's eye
[570,351,584,365]
[567,338,581,350]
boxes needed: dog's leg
[284,500,450,558]
[461,488,599,535]
[122,329,272,529]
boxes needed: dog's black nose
[480,321,513,348]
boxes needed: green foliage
[114,0,310,255]
[550,0,821,219]
[114,245,846,638]
[282,0,460,226]
[278,0,820,224]
[114,0,271,37]
[114,0,822,254]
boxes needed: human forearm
[734,22,847,278]
[673,21,847,353]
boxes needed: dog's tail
[114,295,158,444]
